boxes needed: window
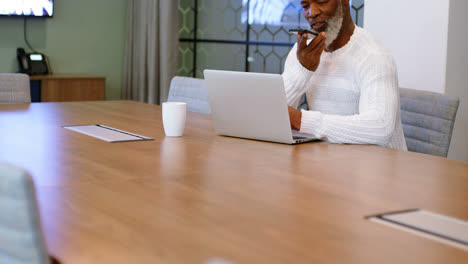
[178,0,365,77]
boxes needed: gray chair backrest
[167,76,211,114]
[0,73,31,104]
[400,88,460,157]
[0,163,51,264]
[298,93,309,110]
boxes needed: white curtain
[123,0,179,104]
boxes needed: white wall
[445,0,468,161]
[364,0,467,161]
[364,0,450,94]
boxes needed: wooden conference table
[0,100,467,264]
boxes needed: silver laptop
[204,69,317,144]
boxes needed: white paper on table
[64,125,153,143]
[369,209,468,251]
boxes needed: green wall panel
[0,0,128,100]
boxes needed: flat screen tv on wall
[0,0,54,17]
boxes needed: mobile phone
[289,28,318,36]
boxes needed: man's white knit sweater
[283,26,407,150]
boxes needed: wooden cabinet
[30,75,106,102]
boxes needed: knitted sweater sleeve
[283,45,399,146]
[282,44,316,109]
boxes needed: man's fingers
[298,33,308,50]
[314,42,326,56]
[296,32,327,72]
[305,32,326,51]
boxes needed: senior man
[284,0,407,150]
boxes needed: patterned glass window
[178,0,365,77]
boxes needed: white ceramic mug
[162,102,187,137]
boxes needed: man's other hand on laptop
[288,106,302,130]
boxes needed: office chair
[167,76,211,114]
[0,163,60,264]
[400,88,460,157]
[0,73,31,104]
[297,94,309,110]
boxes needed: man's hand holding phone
[296,32,327,72]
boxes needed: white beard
[324,2,344,47]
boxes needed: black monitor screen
[0,0,54,17]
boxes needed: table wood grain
[1,101,467,264]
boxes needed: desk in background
[0,101,467,263]
[30,75,105,102]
